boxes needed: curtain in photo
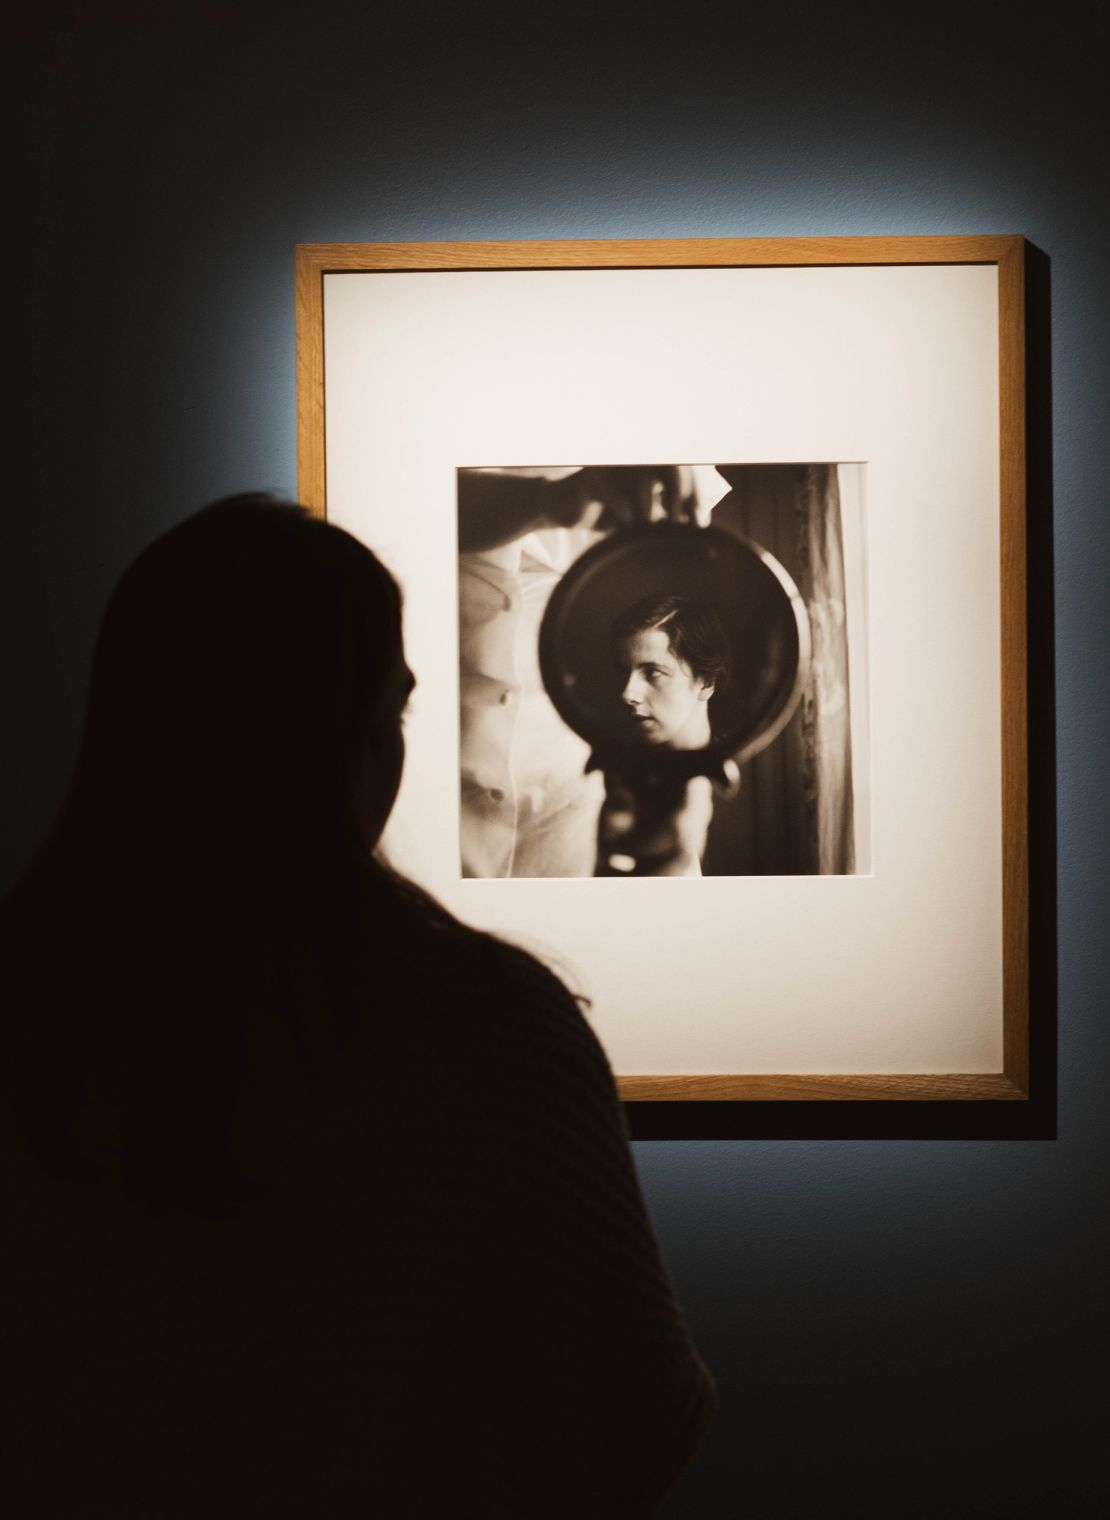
[706,464,855,876]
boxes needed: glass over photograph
[457,464,869,880]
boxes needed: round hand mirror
[538,520,810,782]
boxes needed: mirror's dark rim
[539,519,812,778]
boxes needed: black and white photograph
[457,462,869,880]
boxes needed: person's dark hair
[613,593,730,696]
[1,495,463,1214]
[77,493,404,867]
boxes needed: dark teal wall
[11,6,1108,1514]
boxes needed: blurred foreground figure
[2,496,715,1518]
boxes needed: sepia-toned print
[457,462,869,880]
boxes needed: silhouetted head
[75,494,412,890]
[2,498,419,1209]
[612,593,729,750]
[4,495,428,1212]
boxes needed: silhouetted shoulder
[464,933,617,1079]
[380,925,718,1517]
[5,883,714,1519]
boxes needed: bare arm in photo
[457,465,696,553]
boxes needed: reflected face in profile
[618,627,714,750]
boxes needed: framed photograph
[295,236,1029,1111]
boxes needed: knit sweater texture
[5,913,716,1517]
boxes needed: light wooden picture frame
[295,236,1029,1113]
